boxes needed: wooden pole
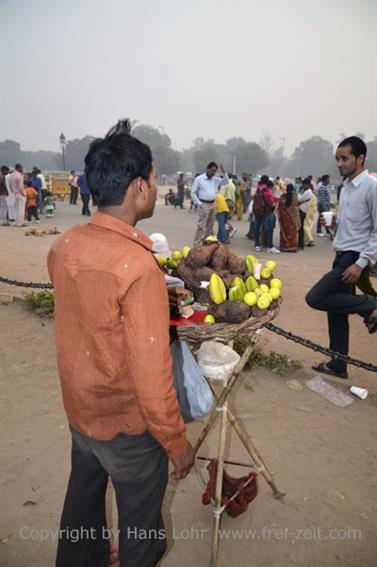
[211,401,228,566]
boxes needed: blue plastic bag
[171,340,214,422]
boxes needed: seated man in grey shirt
[306,136,377,378]
[191,162,229,246]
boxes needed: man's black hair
[84,118,153,208]
[1,165,9,175]
[26,180,33,187]
[322,174,330,183]
[338,136,367,165]
[206,162,218,169]
[267,179,274,188]
[260,174,269,184]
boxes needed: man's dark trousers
[56,427,168,567]
[306,251,376,374]
[81,194,91,216]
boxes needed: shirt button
[133,232,138,237]
[124,264,128,269]
[86,351,90,357]
[64,238,69,243]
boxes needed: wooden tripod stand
[193,339,286,566]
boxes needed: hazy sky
[1,0,376,156]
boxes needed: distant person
[25,180,40,223]
[191,162,229,246]
[294,176,302,194]
[215,189,230,243]
[69,170,79,204]
[35,167,47,212]
[297,178,313,250]
[316,174,331,236]
[306,136,377,379]
[30,168,42,213]
[253,175,280,254]
[0,165,10,225]
[233,175,243,220]
[175,173,185,209]
[304,189,317,247]
[77,172,91,216]
[240,173,249,213]
[9,164,26,227]
[164,188,176,206]
[277,183,300,252]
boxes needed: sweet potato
[251,306,267,318]
[227,252,246,274]
[186,244,218,269]
[210,300,250,324]
[210,244,229,270]
[196,266,215,282]
[177,261,200,288]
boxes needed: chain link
[0,275,53,289]
[1,275,376,373]
[265,323,377,373]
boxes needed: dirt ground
[1,198,376,567]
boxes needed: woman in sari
[277,183,300,252]
[304,191,318,247]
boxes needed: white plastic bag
[171,340,214,422]
[197,341,240,384]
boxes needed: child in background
[45,193,55,218]
[25,180,40,223]
[215,191,230,244]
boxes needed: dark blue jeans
[255,213,274,248]
[306,251,376,373]
[56,427,168,567]
[216,211,228,242]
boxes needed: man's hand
[171,442,195,480]
[341,263,362,285]
[168,286,193,310]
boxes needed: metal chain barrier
[1,275,376,373]
[0,276,53,289]
[265,323,377,374]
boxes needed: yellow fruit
[255,288,263,297]
[270,278,282,290]
[157,255,168,266]
[172,250,182,261]
[265,260,277,272]
[261,268,271,280]
[205,235,218,242]
[230,276,247,297]
[209,273,227,305]
[259,284,269,293]
[229,286,244,302]
[167,259,178,269]
[265,292,273,303]
[244,292,258,306]
[270,287,281,300]
[245,255,257,274]
[257,295,271,310]
[204,314,215,324]
[181,246,191,258]
[245,275,258,292]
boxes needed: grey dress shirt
[333,170,377,269]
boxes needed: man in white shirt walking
[306,137,377,378]
[9,164,26,227]
[191,162,229,246]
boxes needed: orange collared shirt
[47,211,187,459]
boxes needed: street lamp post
[278,137,286,156]
[59,132,66,171]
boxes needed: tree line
[1,126,376,179]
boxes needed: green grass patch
[23,291,55,318]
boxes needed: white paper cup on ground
[253,262,262,280]
[350,386,368,400]
[322,211,333,226]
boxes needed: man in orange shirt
[48,120,195,567]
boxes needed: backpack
[253,188,273,217]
